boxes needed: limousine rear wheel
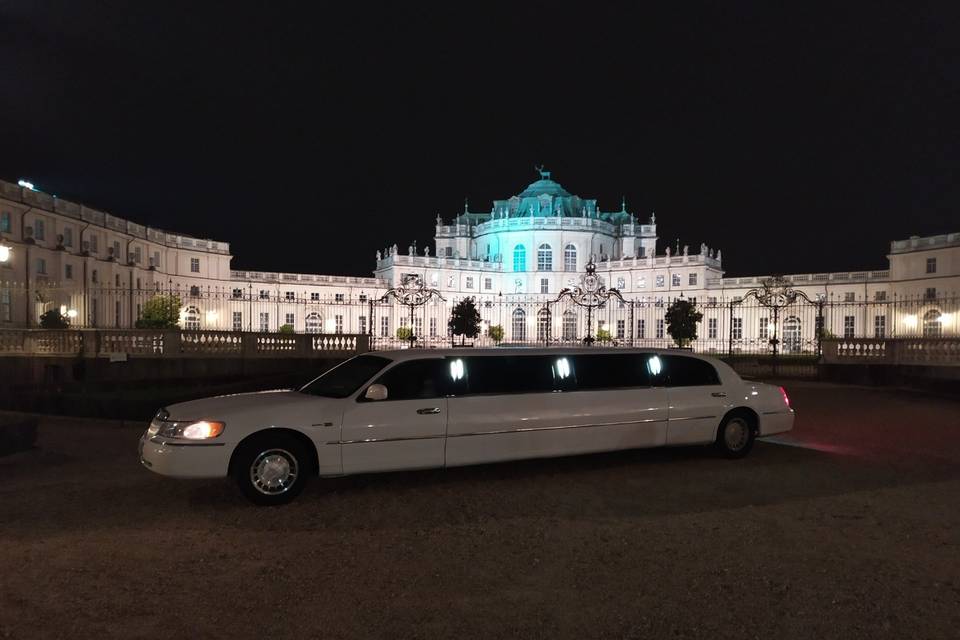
[715,413,755,459]
[234,433,309,506]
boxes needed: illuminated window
[874,315,886,338]
[688,273,697,286]
[513,245,526,272]
[335,315,344,334]
[184,306,201,330]
[563,310,577,341]
[0,211,10,233]
[672,273,681,287]
[616,319,625,340]
[843,315,855,338]
[537,244,552,271]
[232,312,242,331]
[305,312,322,334]
[783,316,801,353]
[540,278,549,294]
[732,317,743,340]
[656,318,664,339]
[537,308,551,342]
[708,317,717,339]
[259,312,269,332]
[285,313,295,326]
[637,318,645,339]
[923,310,942,337]
[563,244,577,271]
[512,308,526,341]
[190,258,200,273]
[656,275,665,288]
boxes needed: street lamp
[0,245,10,263]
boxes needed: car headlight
[157,420,225,440]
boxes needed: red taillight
[779,386,790,408]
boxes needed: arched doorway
[537,308,551,342]
[923,309,942,337]
[512,308,526,342]
[562,309,578,341]
[783,316,801,353]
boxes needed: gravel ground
[1,382,959,639]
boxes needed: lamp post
[380,274,445,348]
[0,244,10,264]
[552,259,625,345]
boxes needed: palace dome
[517,178,572,198]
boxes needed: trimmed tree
[487,324,504,345]
[396,326,414,344]
[448,297,481,345]
[39,309,70,329]
[136,294,182,329]
[665,297,703,348]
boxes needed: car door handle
[711,392,727,398]
[417,407,441,415]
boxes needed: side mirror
[364,384,388,401]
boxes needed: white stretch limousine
[140,349,794,505]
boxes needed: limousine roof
[371,347,719,362]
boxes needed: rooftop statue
[535,164,551,180]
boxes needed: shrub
[39,309,69,329]
[136,294,182,329]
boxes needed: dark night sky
[1,2,958,277]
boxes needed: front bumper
[139,434,232,479]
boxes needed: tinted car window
[663,355,721,386]
[372,359,449,401]
[300,355,391,398]
[462,355,569,395]
[571,353,653,390]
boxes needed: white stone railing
[0,329,369,358]
[890,233,960,254]
[722,271,890,287]
[230,271,385,286]
[823,338,960,366]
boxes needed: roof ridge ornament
[535,164,551,180]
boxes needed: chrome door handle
[711,392,727,398]
[417,407,441,415]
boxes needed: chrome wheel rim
[250,448,298,495]
[724,418,750,451]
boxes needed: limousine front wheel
[715,413,755,459]
[234,434,310,506]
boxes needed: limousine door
[662,355,727,446]
[444,354,669,467]
[340,358,448,474]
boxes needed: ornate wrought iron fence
[0,280,957,356]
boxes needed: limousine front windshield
[301,354,391,398]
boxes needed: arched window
[783,316,802,353]
[537,244,553,271]
[923,309,942,337]
[513,245,526,272]
[305,312,323,334]
[512,308,526,341]
[183,305,201,330]
[537,308,551,342]
[562,309,578,341]
[564,244,577,272]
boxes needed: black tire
[714,412,756,459]
[233,433,310,506]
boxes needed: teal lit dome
[517,178,572,198]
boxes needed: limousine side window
[300,354,392,398]
[569,353,653,390]
[368,358,449,401]
[460,356,571,395]
[662,355,721,386]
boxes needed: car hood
[164,389,338,424]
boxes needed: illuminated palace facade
[0,172,957,344]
